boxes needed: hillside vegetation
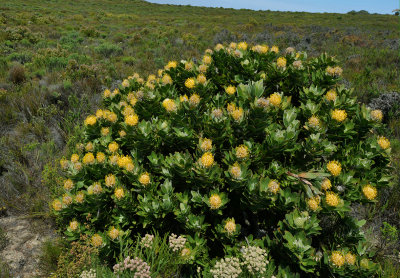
[0,0,399,276]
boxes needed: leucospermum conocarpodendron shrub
[54,42,391,277]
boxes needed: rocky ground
[0,215,57,278]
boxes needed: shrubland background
[0,0,399,275]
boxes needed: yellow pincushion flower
[321,178,332,191]
[165,61,177,70]
[181,247,191,257]
[52,199,62,211]
[162,74,172,85]
[114,188,125,200]
[119,130,126,137]
[122,106,135,116]
[185,78,196,89]
[371,110,383,121]
[180,95,188,102]
[227,103,236,113]
[197,74,207,85]
[200,138,212,152]
[85,142,93,151]
[231,107,244,122]
[212,108,223,119]
[230,163,242,179]
[162,98,177,112]
[62,194,73,206]
[325,191,340,207]
[270,45,279,53]
[293,60,302,69]
[70,153,80,163]
[269,93,282,107]
[59,158,68,169]
[331,251,345,267]
[189,94,200,107]
[69,220,78,231]
[198,64,208,73]
[91,234,103,247]
[345,252,356,265]
[82,152,95,165]
[139,172,151,185]
[111,89,119,98]
[105,174,116,188]
[224,218,236,234]
[185,61,194,71]
[215,43,224,51]
[362,184,377,200]
[108,227,120,240]
[277,57,287,69]
[325,90,337,101]
[106,111,117,123]
[84,115,97,126]
[101,127,109,136]
[225,86,236,95]
[157,69,163,77]
[331,109,347,122]
[75,192,85,203]
[209,194,222,209]
[122,79,130,88]
[307,197,320,211]
[96,152,105,163]
[268,180,280,194]
[236,145,249,159]
[327,160,342,176]
[64,179,74,191]
[308,116,320,128]
[229,42,237,49]
[74,162,82,171]
[200,152,214,168]
[125,114,139,126]
[202,55,212,65]
[377,136,390,149]
[103,89,111,98]
[108,142,119,153]
[237,41,248,50]
[92,182,103,194]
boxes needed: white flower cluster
[241,245,269,274]
[113,256,151,278]
[210,257,242,278]
[140,234,154,248]
[169,233,186,252]
[80,269,96,278]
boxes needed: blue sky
[147,0,398,14]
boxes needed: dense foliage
[52,42,392,277]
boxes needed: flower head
[321,178,332,191]
[108,142,119,153]
[96,152,106,163]
[180,94,188,102]
[85,142,93,151]
[185,78,196,89]
[52,199,62,211]
[122,79,130,88]
[105,174,116,188]
[308,116,320,128]
[378,136,390,149]
[325,191,340,207]
[64,179,74,191]
[362,184,377,200]
[75,192,85,203]
[82,152,95,165]
[270,45,279,53]
[139,172,151,185]
[293,60,302,69]
[197,74,207,85]
[231,107,244,122]
[200,152,214,168]
[209,194,222,209]
[327,160,342,176]
[198,64,208,73]
[71,154,79,163]
[307,196,320,211]
[189,94,200,107]
[62,194,73,206]
[162,98,177,112]
[345,252,356,265]
[69,220,78,231]
[230,163,242,179]
[269,93,282,107]
[84,115,97,126]
[165,61,177,70]
[224,218,236,234]
[371,110,383,121]
[277,57,287,69]
[325,90,337,101]
[125,114,139,126]
[225,86,236,95]
[162,74,172,85]
[268,180,280,194]
[331,251,345,267]
[108,227,120,240]
[235,145,249,159]
[91,234,103,247]
[114,188,125,200]
[101,127,109,136]
[200,138,212,152]
[202,55,212,65]
[212,108,223,119]
[332,109,347,122]
[238,41,248,50]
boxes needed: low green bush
[53,42,392,277]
